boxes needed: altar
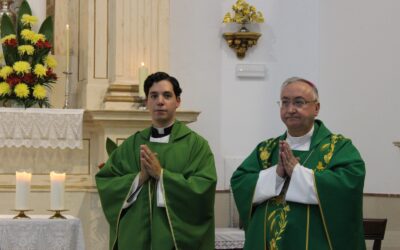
[0,215,84,250]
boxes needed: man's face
[280,81,320,136]
[146,80,181,128]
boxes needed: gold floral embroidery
[260,150,269,161]
[320,143,330,152]
[259,138,278,169]
[268,203,290,250]
[323,152,333,164]
[316,161,325,171]
[315,134,345,171]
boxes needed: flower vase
[239,25,249,32]
[0,0,16,25]
[10,100,25,108]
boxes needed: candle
[15,171,32,210]
[138,62,148,98]
[66,24,70,72]
[50,171,66,210]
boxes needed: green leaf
[38,16,53,45]
[18,0,33,18]
[1,15,17,65]
[106,138,118,156]
[1,14,15,37]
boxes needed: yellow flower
[33,84,47,99]
[223,13,232,23]
[1,34,16,44]
[21,14,38,26]
[45,55,57,69]
[18,45,35,56]
[260,150,269,161]
[0,82,10,96]
[32,33,46,43]
[0,66,13,79]
[224,0,264,24]
[21,29,36,41]
[14,83,30,98]
[13,61,31,74]
[33,64,47,78]
[256,12,265,23]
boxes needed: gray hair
[281,77,319,101]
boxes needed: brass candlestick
[48,209,68,219]
[136,96,147,110]
[63,71,72,109]
[12,209,33,219]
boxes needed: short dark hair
[144,72,182,98]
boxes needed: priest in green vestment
[96,72,217,250]
[231,77,366,250]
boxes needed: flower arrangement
[0,0,56,108]
[223,0,265,25]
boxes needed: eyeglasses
[277,98,318,109]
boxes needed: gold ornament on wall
[222,0,264,59]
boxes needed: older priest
[231,77,365,250]
[96,72,217,250]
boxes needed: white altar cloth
[215,227,245,249]
[0,215,85,250]
[0,108,84,149]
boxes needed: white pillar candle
[138,62,148,98]
[15,171,32,210]
[50,171,66,210]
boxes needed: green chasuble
[231,120,365,250]
[96,121,217,250]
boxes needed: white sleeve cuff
[157,170,165,207]
[286,164,318,204]
[252,165,286,204]
[122,175,143,209]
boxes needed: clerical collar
[286,126,314,151]
[151,124,174,138]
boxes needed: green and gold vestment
[96,121,217,250]
[231,120,365,250]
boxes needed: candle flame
[141,62,144,66]
[66,24,70,30]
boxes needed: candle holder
[48,209,68,219]
[136,96,147,110]
[63,71,72,109]
[12,209,33,219]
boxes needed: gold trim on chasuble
[161,170,179,250]
[311,134,345,250]
[148,179,155,249]
[306,205,310,250]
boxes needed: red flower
[21,73,36,85]
[36,40,52,49]
[4,38,17,47]
[46,69,57,80]
[6,75,20,87]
